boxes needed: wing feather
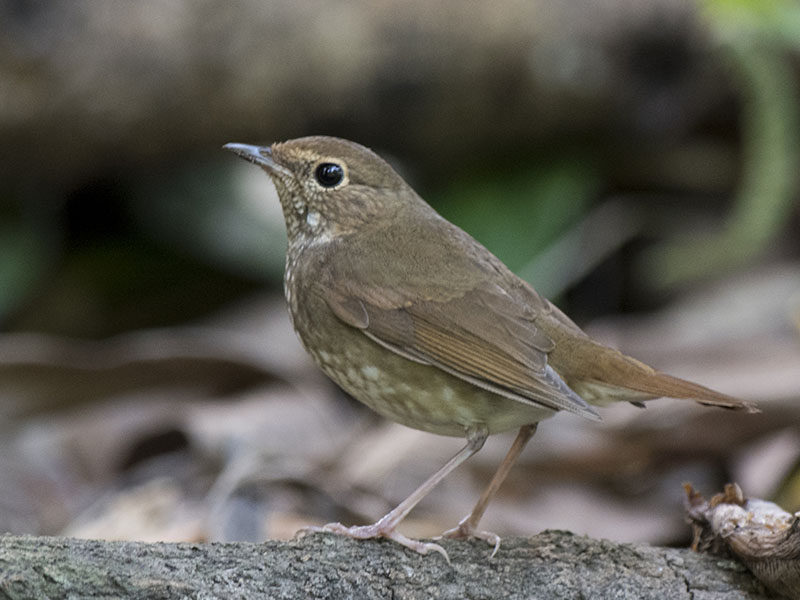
[324,283,600,420]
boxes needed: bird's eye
[314,162,344,188]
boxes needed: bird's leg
[439,423,537,556]
[298,426,489,561]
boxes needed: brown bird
[223,136,757,559]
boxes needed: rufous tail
[558,339,759,413]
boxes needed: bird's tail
[560,340,759,412]
[539,300,759,412]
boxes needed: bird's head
[224,136,418,244]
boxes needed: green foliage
[431,153,601,275]
[10,236,260,337]
[642,0,800,289]
[127,160,288,283]
[703,0,800,43]
[0,222,54,324]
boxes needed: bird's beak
[223,143,292,177]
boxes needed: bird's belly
[297,317,553,437]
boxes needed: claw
[437,517,502,558]
[385,530,450,563]
[296,522,450,562]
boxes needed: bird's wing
[322,245,600,421]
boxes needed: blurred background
[0,0,798,548]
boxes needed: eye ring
[314,162,345,188]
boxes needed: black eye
[315,162,344,187]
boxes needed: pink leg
[298,426,488,561]
[439,424,537,556]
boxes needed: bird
[223,136,758,560]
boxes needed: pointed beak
[223,143,292,177]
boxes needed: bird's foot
[297,522,450,562]
[437,517,501,558]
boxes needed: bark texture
[0,531,773,599]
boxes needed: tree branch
[0,531,772,599]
